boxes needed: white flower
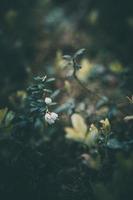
[44,112,58,125]
[51,112,58,120]
[45,97,52,105]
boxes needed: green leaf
[5,111,15,126]
[46,78,55,83]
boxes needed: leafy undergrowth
[0,50,133,200]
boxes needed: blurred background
[0,1,133,200]
[0,0,133,106]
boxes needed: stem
[72,54,128,107]
[72,58,101,99]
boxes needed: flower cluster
[44,112,58,125]
[44,97,58,124]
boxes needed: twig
[72,57,102,99]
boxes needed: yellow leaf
[77,59,93,82]
[88,10,99,25]
[65,114,99,147]
[71,114,87,135]
[16,90,27,100]
[64,80,71,93]
[109,61,124,73]
[85,124,99,147]
[65,113,87,142]
[96,106,109,116]
[0,108,8,124]
[100,118,111,133]
[81,153,101,170]
[65,127,85,141]
[55,50,72,69]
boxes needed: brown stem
[72,59,101,99]
[72,55,129,107]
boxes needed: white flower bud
[44,112,58,125]
[45,97,52,105]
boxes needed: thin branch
[72,58,102,99]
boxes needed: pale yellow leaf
[109,61,124,73]
[100,118,111,133]
[0,108,8,124]
[77,59,93,81]
[71,114,87,135]
[85,124,99,147]
[65,127,85,141]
